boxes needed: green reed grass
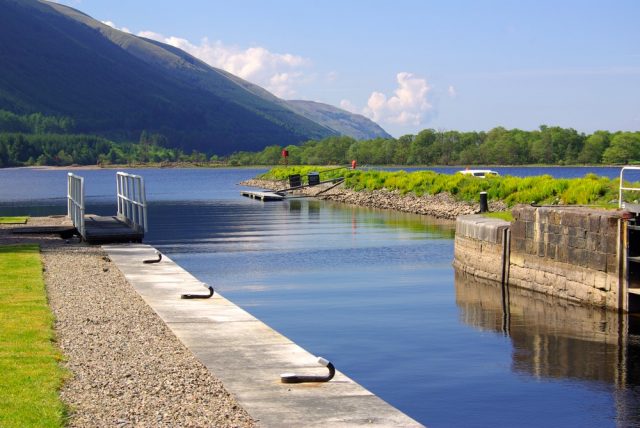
[261,167,636,208]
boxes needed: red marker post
[282,149,289,166]
[351,159,357,169]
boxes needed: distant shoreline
[6,163,624,172]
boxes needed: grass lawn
[0,217,29,224]
[482,211,514,222]
[0,244,67,427]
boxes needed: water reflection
[455,270,640,426]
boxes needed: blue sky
[54,0,640,137]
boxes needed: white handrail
[619,166,640,211]
[116,172,147,232]
[67,172,85,237]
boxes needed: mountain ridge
[286,100,392,140]
[0,0,389,154]
[0,0,336,153]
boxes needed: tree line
[0,133,217,167]
[228,127,640,166]
[2,108,640,167]
[0,110,214,167]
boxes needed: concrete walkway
[103,244,423,427]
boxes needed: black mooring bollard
[280,357,336,383]
[479,191,488,213]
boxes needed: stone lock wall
[509,205,624,310]
[453,215,510,283]
[454,205,626,311]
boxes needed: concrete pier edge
[103,243,423,427]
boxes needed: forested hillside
[0,0,335,154]
[0,110,208,167]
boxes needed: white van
[458,169,500,178]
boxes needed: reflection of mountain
[455,270,640,425]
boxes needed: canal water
[1,166,639,427]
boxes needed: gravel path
[1,219,256,427]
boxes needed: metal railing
[67,172,85,238]
[619,166,640,213]
[116,172,148,232]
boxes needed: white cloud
[363,72,432,126]
[448,85,457,98]
[136,31,310,98]
[101,20,131,34]
[339,99,357,113]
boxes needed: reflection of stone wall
[510,205,624,310]
[455,270,623,385]
[454,206,626,310]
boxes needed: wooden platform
[12,225,77,238]
[240,190,285,201]
[83,215,144,244]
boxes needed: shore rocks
[240,179,507,220]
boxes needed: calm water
[2,166,640,427]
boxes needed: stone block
[525,222,535,239]
[566,267,583,283]
[545,243,558,259]
[566,282,577,297]
[538,208,549,225]
[510,221,526,240]
[548,210,561,225]
[594,273,608,291]
[509,253,525,267]
[605,276,618,293]
[605,233,618,255]
[606,254,619,274]
[561,211,580,228]
[607,216,619,230]
[588,251,607,272]
[525,239,535,254]
[547,223,562,235]
[568,235,586,249]
[537,241,546,257]
[586,233,600,251]
[516,205,535,222]
[589,215,601,233]
[567,227,587,238]
[544,232,561,246]
[512,237,526,253]
[557,244,568,263]
[568,247,588,267]
[572,284,592,303]
[555,275,567,291]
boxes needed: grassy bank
[0,244,67,427]
[261,166,634,208]
[0,217,28,224]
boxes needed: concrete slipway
[103,244,423,427]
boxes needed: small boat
[458,169,500,178]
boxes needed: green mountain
[286,100,392,140]
[0,0,338,154]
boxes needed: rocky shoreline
[240,178,507,220]
[0,220,255,427]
